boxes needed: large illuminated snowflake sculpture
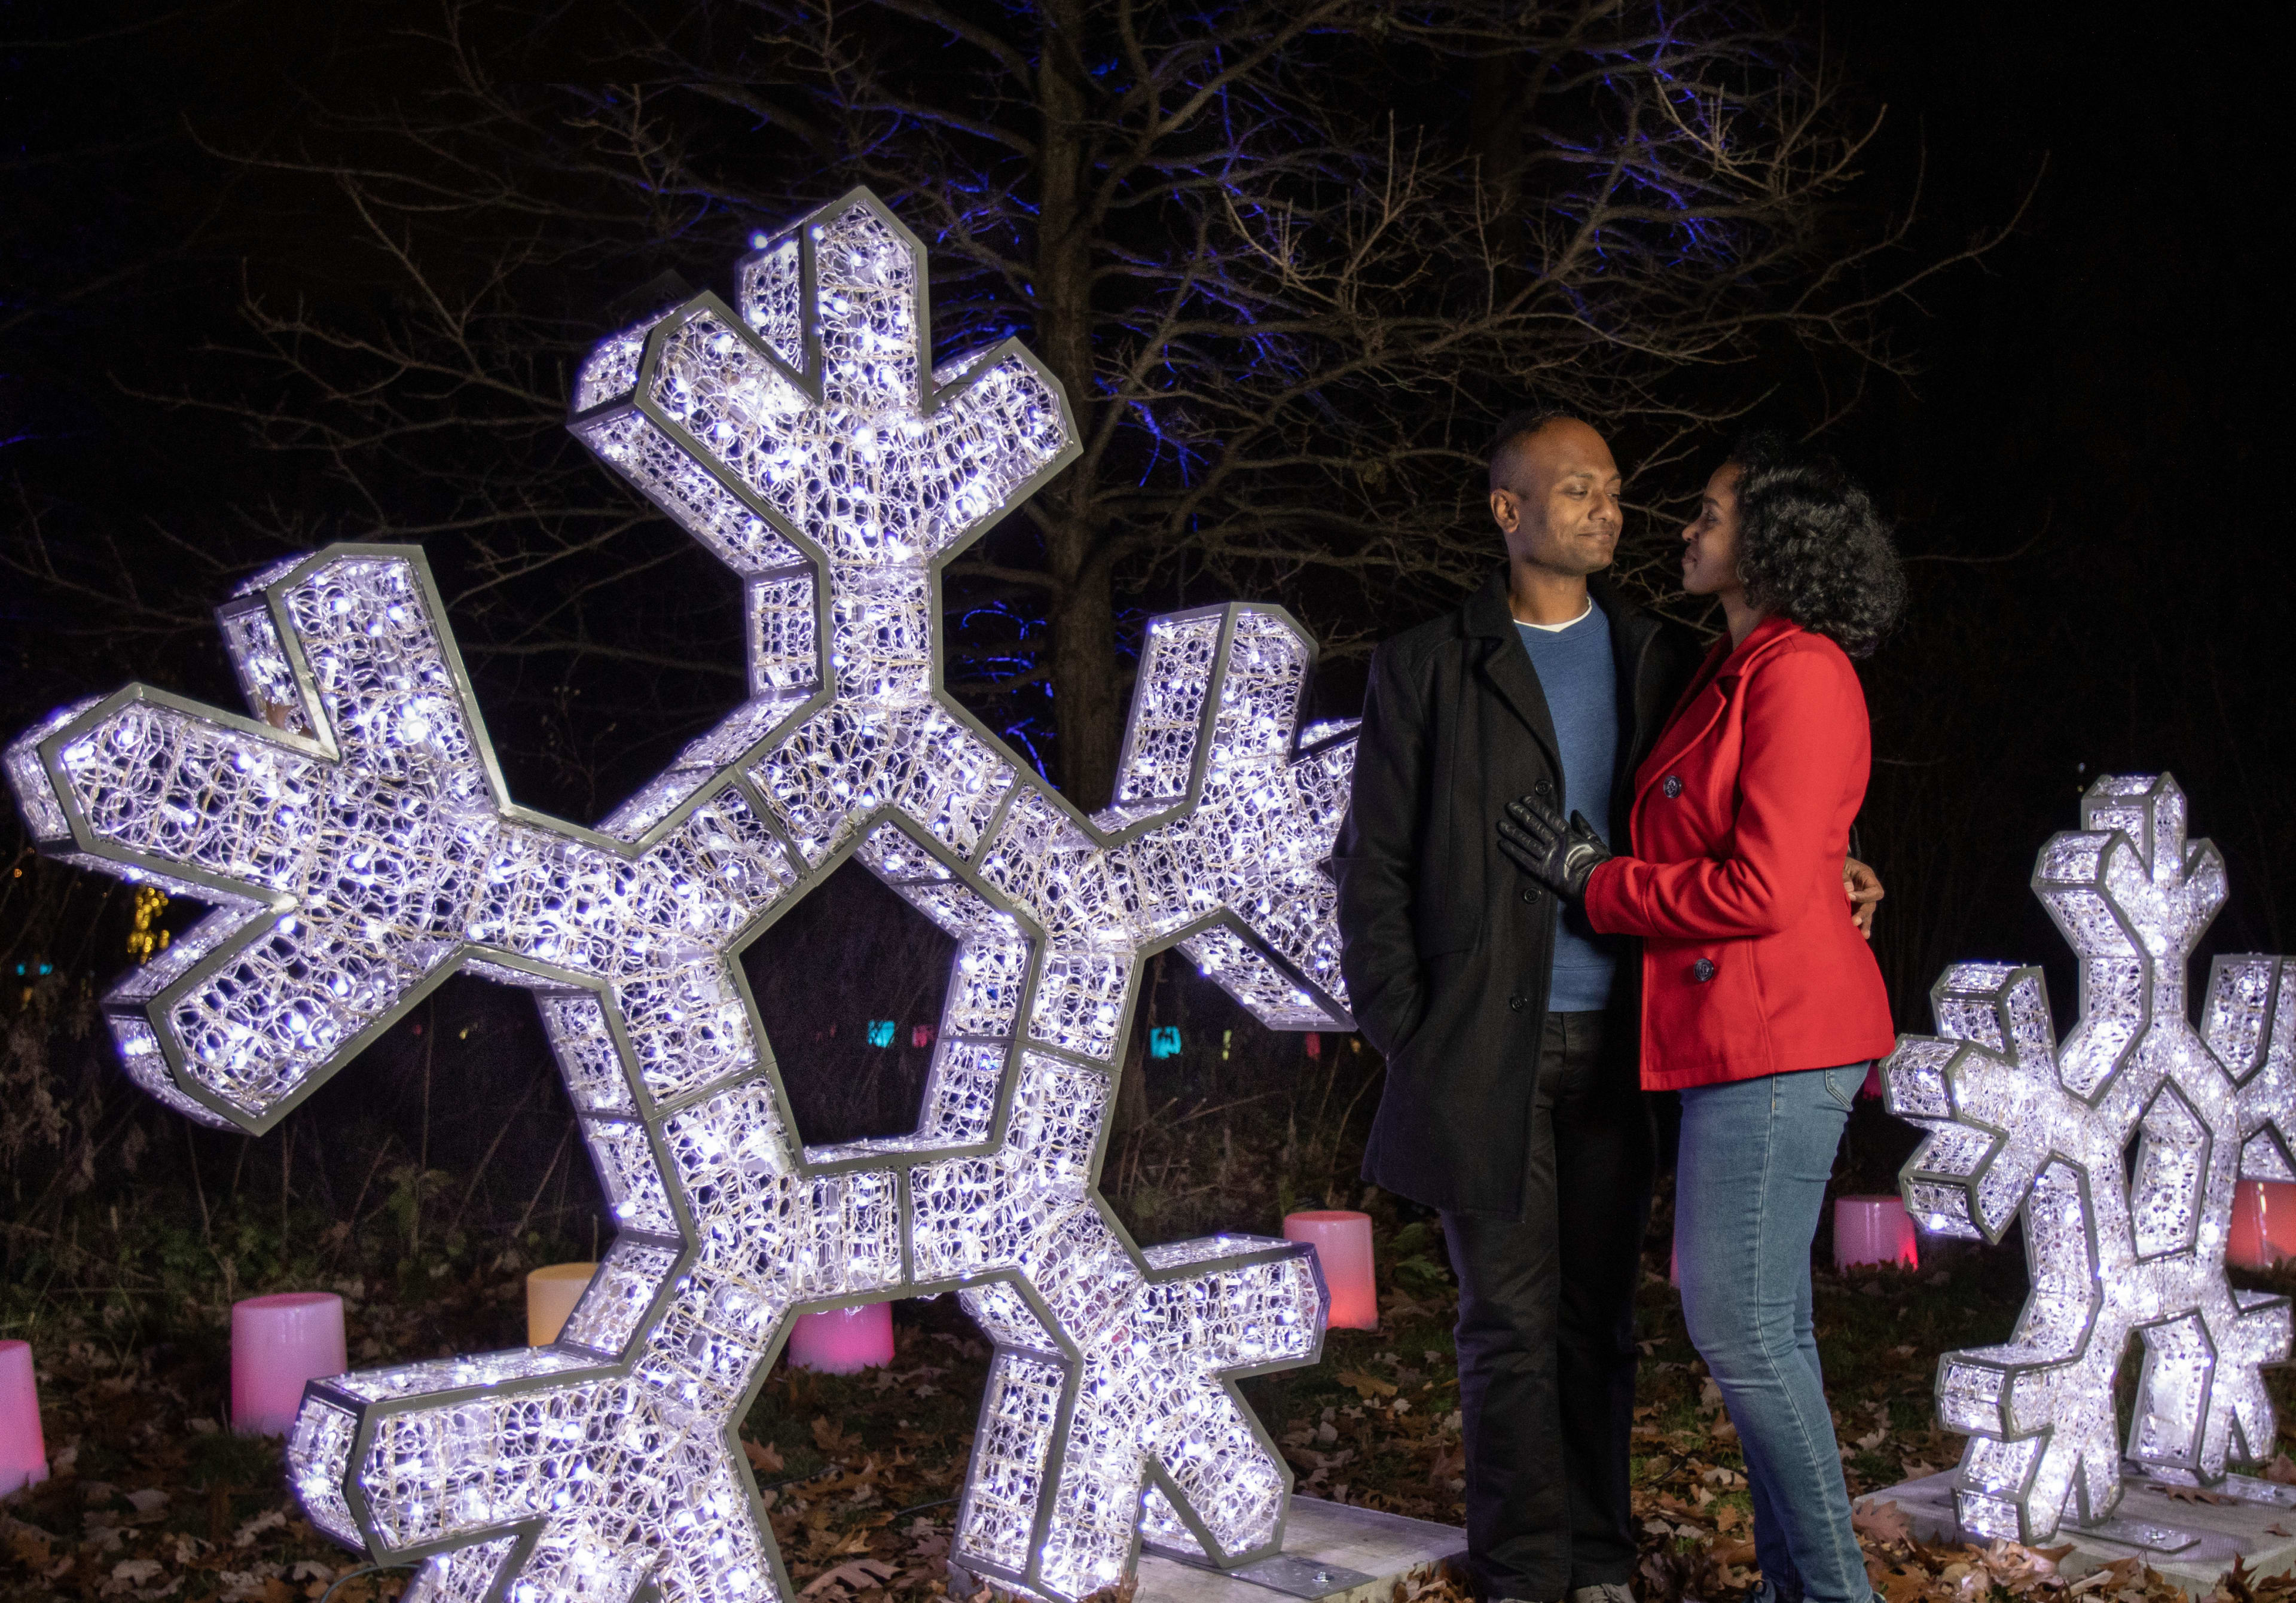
[3,190,1358,1603]
[1883,773,2296,1544]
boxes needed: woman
[1497,433,1904,1603]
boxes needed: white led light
[1883,774,2296,1543]
[6,188,1357,1603]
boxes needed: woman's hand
[1843,856,1883,940]
[1497,793,1613,901]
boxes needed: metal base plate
[1134,1498,1466,1603]
[1160,1553,1379,1599]
[1861,1468,2296,1590]
[2070,1517,2203,1555]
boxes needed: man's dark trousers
[1442,1009,1651,1602]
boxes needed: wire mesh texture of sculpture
[1883,773,2296,1545]
[2,189,1361,1603]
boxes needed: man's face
[1488,419,1623,576]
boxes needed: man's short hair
[1487,408,1587,490]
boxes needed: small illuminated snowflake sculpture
[1884,773,2296,1544]
[4,190,1358,1603]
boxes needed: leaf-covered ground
[11,1228,2296,1603]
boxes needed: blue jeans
[1676,1064,1868,1603]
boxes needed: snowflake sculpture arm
[7,187,1359,1603]
[1883,774,2292,1544]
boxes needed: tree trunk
[1031,0,1125,808]
[1471,48,1531,291]
[1048,562,1122,807]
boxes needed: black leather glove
[1497,793,1612,902]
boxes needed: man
[1332,412,1879,1603]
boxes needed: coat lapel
[1463,573,1562,773]
[1599,579,1668,772]
[1634,671,1730,805]
[1631,615,1804,805]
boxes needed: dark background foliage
[0,0,2281,1309]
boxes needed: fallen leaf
[744,1437,786,1474]
[1874,1567,1929,1603]
[802,1557,895,1595]
[1852,1500,1913,1544]
[1336,1369,1397,1400]
[2269,1523,2292,1538]
[2271,1454,2296,1487]
[1425,1443,1465,1488]
[234,1507,289,1547]
[811,1416,860,1458]
[112,1558,164,1584]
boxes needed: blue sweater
[1516,609,1620,1012]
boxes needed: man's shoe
[1568,1585,1635,1603]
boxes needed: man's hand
[1844,856,1884,941]
[1497,793,1613,902]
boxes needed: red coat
[1583,615,1895,1091]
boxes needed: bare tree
[69,0,2017,807]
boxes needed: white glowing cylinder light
[1884,774,2296,1543]
[3,188,1359,1603]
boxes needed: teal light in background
[866,1019,896,1048]
[1147,1027,1181,1059]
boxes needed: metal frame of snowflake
[3,188,1359,1603]
[1884,773,2296,1544]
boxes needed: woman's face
[1680,462,1744,599]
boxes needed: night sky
[1,0,2283,1028]
[1824,2,2284,1003]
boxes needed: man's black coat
[1332,569,1702,1217]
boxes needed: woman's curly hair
[1727,432,1907,658]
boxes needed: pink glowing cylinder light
[526,1262,597,1346]
[2228,1180,2296,1269]
[786,1304,894,1374]
[0,1341,48,1495]
[1834,1195,1920,1271]
[1283,1210,1379,1330]
[231,1293,347,1437]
